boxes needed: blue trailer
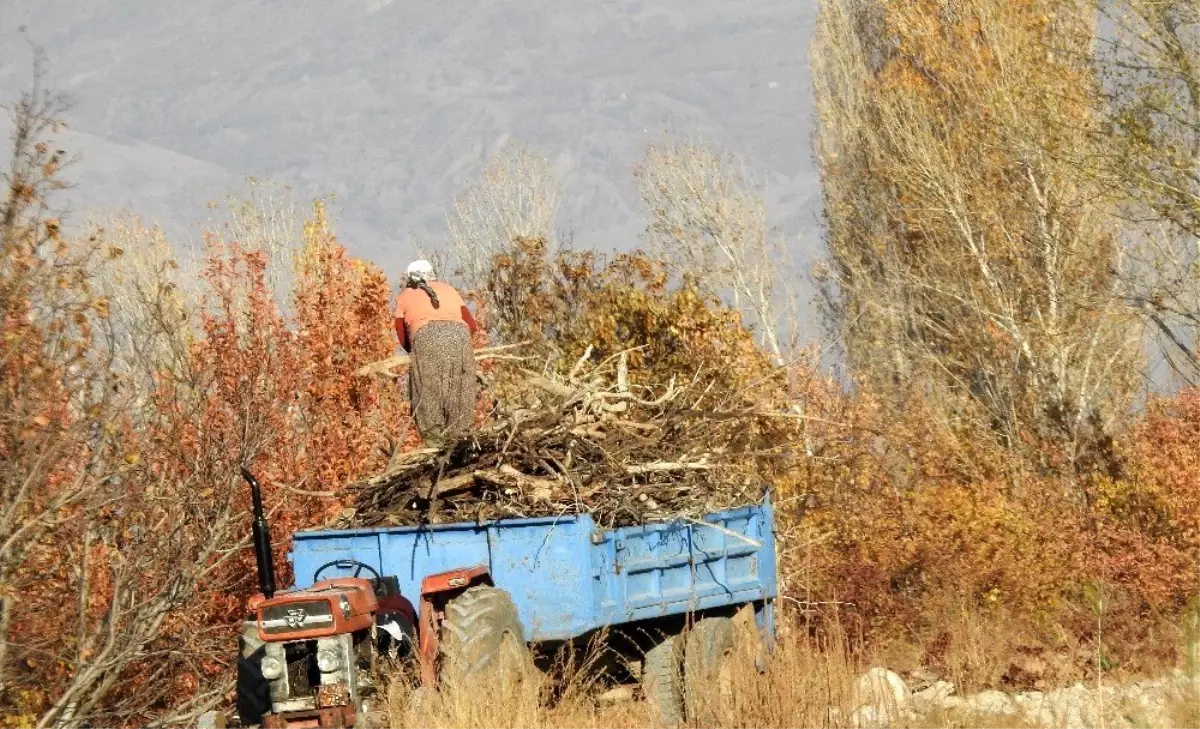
[288,494,779,644]
[235,465,777,728]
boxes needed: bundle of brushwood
[334,348,770,529]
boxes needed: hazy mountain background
[0,0,822,320]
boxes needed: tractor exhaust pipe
[240,466,276,599]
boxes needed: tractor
[233,468,522,728]
[228,467,778,728]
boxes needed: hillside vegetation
[2,0,1198,726]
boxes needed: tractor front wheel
[235,626,272,726]
[438,585,532,692]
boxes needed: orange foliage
[137,207,414,711]
[478,237,780,403]
[4,174,1196,725]
[1,192,428,725]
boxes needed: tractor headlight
[260,655,284,680]
[339,595,352,619]
[316,647,343,673]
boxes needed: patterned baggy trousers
[407,320,477,444]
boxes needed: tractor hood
[251,578,378,642]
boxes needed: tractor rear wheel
[684,617,736,725]
[642,635,685,727]
[439,585,532,692]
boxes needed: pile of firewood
[333,348,770,529]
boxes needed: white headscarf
[405,259,435,283]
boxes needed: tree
[1097,0,1200,383]
[811,0,1143,482]
[0,68,256,728]
[634,139,794,365]
[445,143,561,301]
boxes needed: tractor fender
[415,565,492,686]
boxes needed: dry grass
[379,628,1099,729]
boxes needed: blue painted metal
[288,493,777,642]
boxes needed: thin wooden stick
[684,517,763,548]
[355,342,531,377]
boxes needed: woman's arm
[460,305,479,335]
[394,316,409,352]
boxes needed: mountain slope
[0,0,820,308]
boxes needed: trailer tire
[684,617,736,725]
[235,632,272,726]
[439,585,532,691]
[642,635,685,727]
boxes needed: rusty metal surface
[417,595,440,687]
[316,705,355,728]
[261,713,289,729]
[315,681,352,709]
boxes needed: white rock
[906,674,1196,729]
[852,667,911,727]
[967,689,1016,716]
[857,667,911,707]
[918,679,955,698]
[1120,678,1189,728]
[849,705,897,724]
[1045,683,1095,729]
[912,680,955,711]
[597,685,634,705]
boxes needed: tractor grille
[259,600,334,635]
[285,641,318,698]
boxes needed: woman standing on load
[393,260,479,445]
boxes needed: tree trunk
[0,593,11,695]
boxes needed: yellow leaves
[4,707,39,729]
[91,297,110,319]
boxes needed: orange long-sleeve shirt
[393,281,478,351]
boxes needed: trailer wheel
[684,617,736,725]
[235,630,272,726]
[642,636,685,727]
[439,585,532,691]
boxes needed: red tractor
[232,469,525,729]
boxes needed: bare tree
[634,138,792,365]
[1098,0,1200,383]
[811,0,1143,480]
[0,59,91,699]
[201,177,305,319]
[85,213,195,412]
[445,143,561,296]
[0,69,268,728]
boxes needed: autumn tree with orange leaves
[0,69,410,724]
[0,69,254,727]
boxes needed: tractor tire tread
[684,617,736,725]
[643,635,685,727]
[439,586,530,690]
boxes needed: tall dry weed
[376,628,1089,729]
